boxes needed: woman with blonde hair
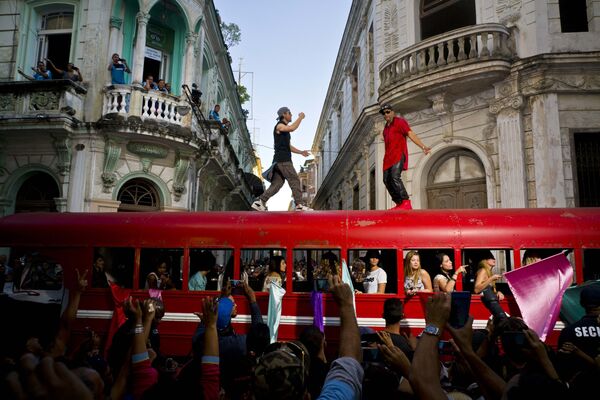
[474,252,504,300]
[403,250,432,296]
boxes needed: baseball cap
[580,284,600,307]
[277,106,291,118]
[253,341,309,400]
[379,103,393,114]
[365,249,381,259]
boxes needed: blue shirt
[188,272,207,291]
[33,70,52,80]
[111,63,128,84]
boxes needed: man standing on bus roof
[252,106,313,211]
[380,103,431,210]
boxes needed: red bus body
[1,208,599,356]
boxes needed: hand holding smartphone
[449,291,471,328]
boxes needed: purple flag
[504,253,573,341]
[311,290,324,332]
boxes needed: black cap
[365,249,381,259]
[379,103,392,115]
[580,284,600,307]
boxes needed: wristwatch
[423,324,441,337]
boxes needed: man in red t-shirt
[380,104,431,210]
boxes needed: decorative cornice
[102,138,122,193]
[489,95,524,115]
[110,17,123,30]
[51,134,71,176]
[136,12,150,25]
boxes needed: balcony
[0,80,87,126]
[379,24,513,109]
[102,85,189,127]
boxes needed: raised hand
[75,268,88,292]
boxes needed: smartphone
[361,347,380,362]
[501,331,526,348]
[438,340,454,355]
[361,333,382,344]
[449,291,471,328]
[230,279,242,286]
[313,278,329,292]
[230,280,244,295]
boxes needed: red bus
[1,208,599,356]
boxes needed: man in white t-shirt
[361,250,387,294]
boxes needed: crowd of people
[1,258,599,400]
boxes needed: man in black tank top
[252,106,313,211]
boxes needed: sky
[213,1,353,210]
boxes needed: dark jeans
[383,156,409,204]
[259,161,303,205]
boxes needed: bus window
[348,249,397,294]
[292,249,341,293]
[241,249,286,292]
[520,248,567,267]
[140,248,183,290]
[7,249,63,291]
[402,249,453,294]
[462,249,514,295]
[93,247,135,289]
[583,249,600,281]
[189,249,233,291]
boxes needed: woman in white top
[432,253,467,293]
[403,250,432,296]
[360,249,387,294]
[262,255,285,292]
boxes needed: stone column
[67,143,87,212]
[588,0,600,32]
[131,11,150,84]
[530,93,566,207]
[489,94,527,208]
[183,32,198,87]
[108,17,123,61]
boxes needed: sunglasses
[384,110,393,114]
[262,341,307,382]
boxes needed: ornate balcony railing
[379,24,513,98]
[103,85,186,126]
[0,80,87,121]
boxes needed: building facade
[311,0,600,211]
[0,0,260,215]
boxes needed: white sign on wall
[145,47,162,61]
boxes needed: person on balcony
[379,103,431,210]
[251,106,312,211]
[45,58,82,82]
[18,61,52,81]
[209,104,231,132]
[108,53,130,84]
[156,79,169,94]
[143,75,158,91]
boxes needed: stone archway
[117,178,161,212]
[426,149,487,209]
[14,172,61,213]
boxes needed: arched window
[37,8,74,71]
[15,172,60,213]
[117,178,161,212]
[426,149,487,209]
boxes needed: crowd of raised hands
[1,268,599,400]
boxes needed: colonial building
[311,0,600,211]
[0,0,260,214]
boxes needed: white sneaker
[251,199,267,211]
[295,204,313,211]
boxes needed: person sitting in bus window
[474,252,504,300]
[433,253,467,293]
[146,259,175,290]
[91,254,109,288]
[350,257,366,288]
[262,255,285,292]
[522,250,542,266]
[357,250,387,294]
[189,250,216,291]
[403,250,432,296]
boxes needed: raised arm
[407,130,431,154]
[329,274,361,361]
[290,145,310,157]
[51,268,88,357]
[276,112,305,133]
[409,292,449,400]
[45,58,63,75]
